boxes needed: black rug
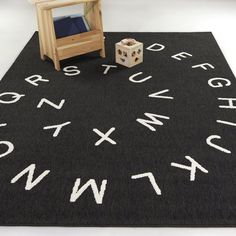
[0,32,236,227]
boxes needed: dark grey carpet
[0,32,236,226]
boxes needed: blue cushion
[53,17,80,39]
[71,16,88,33]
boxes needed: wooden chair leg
[54,58,61,71]
[40,50,46,61]
[100,40,106,58]
[38,36,45,60]
[100,48,105,58]
[41,55,47,61]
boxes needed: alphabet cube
[115,39,143,68]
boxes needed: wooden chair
[34,0,106,71]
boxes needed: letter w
[136,113,170,131]
[70,178,107,204]
[11,164,50,190]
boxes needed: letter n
[11,164,50,190]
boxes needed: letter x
[93,127,116,146]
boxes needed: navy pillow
[54,17,80,39]
[71,16,88,33]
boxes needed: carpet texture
[0,32,236,226]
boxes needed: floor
[0,0,236,235]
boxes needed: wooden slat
[57,39,102,60]
[42,9,52,58]
[56,30,101,47]
[47,10,61,70]
[95,0,105,57]
[36,6,45,59]
[33,0,56,4]
[39,0,96,10]
[85,0,105,57]
[84,2,96,30]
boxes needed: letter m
[136,113,170,131]
[70,178,107,204]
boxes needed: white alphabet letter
[217,120,236,127]
[25,75,49,87]
[37,98,65,110]
[43,121,71,137]
[171,52,192,61]
[192,63,215,71]
[11,164,50,190]
[218,98,236,109]
[102,64,118,75]
[0,92,25,104]
[206,135,231,154]
[70,178,107,204]
[129,72,152,83]
[136,113,170,131]
[171,156,208,181]
[93,127,116,146]
[149,89,174,100]
[208,78,231,88]
[0,141,14,159]
[146,43,165,52]
[63,66,81,77]
[131,172,161,195]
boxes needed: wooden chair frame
[35,0,105,71]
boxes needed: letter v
[11,164,50,190]
[149,89,174,100]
